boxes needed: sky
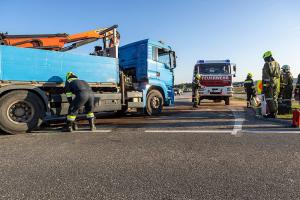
[1,0,300,84]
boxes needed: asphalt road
[0,94,299,200]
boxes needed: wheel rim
[151,96,161,109]
[7,101,34,124]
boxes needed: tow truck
[0,25,176,134]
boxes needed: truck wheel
[146,90,163,116]
[0,91,45,134]
[225,97,230,105]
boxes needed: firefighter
[63,72,96,132]
[192,73,201,108]
[244,73,256,108]
[262,51,281,118]
[279,65,293,113]
[295,74,300,103]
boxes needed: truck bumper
[199,86,233,97]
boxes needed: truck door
[155,47,175,104]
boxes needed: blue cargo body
[0,38,176,134]
[0,46,119,84]
[119,39,175,106]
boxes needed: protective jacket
[64,78,94,120]
[244,78,255,94]
[262,60,281,114]
[280,72,293,100]
[192,77,201,106]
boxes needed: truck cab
[193,60,236,105]
[119,39,176,114]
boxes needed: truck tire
[0,90,45,134]
[225,97,230,105]
[146,90,163,116]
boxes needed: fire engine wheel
[146,90,163,116]
[225,97,230,105]
[0,90,45,134]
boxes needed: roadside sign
[257,80,262,95]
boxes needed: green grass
[233,87,245,94]
[293,103,300,109]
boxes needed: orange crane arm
[0,25,119,51]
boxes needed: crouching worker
[63,72,96,132]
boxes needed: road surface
[0,93,299,200]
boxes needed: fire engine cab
[193,60,236,105]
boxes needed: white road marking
[242,130,300,134]
[229,108,245,136]
[145,130,232,133]
[144,129,300,135]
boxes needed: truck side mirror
[170,51,176,69]
[232,64,236,77]
[233,65,236,72]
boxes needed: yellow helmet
[195,73,201,80]
[263,51,272,59]
[247,73,253,78]
[66,72,76,80]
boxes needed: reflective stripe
[264,79,270,82]
[86,112,95,119]
[265,98,273,100]
[296,84,300,86]
[282,99,291,102]
[67,78,78,83]
[244,80,253,83]
[66,92,73,97]
[67,115,76,121]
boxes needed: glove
[67,97,73,104]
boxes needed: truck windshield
[195,64,231,74]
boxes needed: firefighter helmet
[263,51,272,59]
[66,72,77,81]
[282,65,290,72]
[195,73,201,80]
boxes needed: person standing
[244,73,256,108]
[63,72,96,132]
[262,51,281,118]
[192,73,201,108]
[279,65,293,113]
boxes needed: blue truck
[0,28,176,134]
